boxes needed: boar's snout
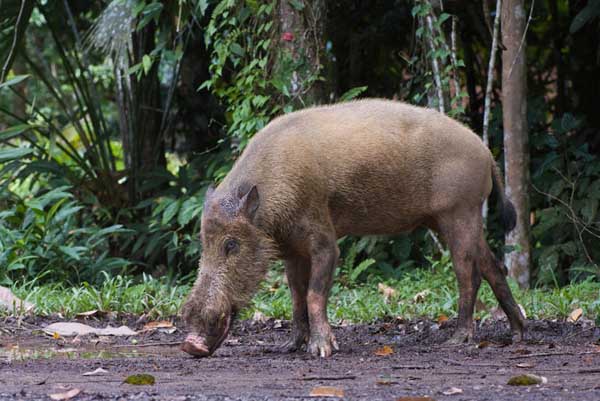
[181,311,232,357]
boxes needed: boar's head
[181,184,276,357]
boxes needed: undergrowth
[6,264,600,324]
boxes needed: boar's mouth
[181,312,233,357]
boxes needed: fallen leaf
[376,374,398,385]
[513,348,532,355]
[374,345,394,356]
[53,332,61,340]
[507,374,547,386]
[516,363,534,368]
[82,368,108,376]
[567,308,583,323]
[0,286,34,312]
[141,321,176,334]
[413,290,430,303]
[378,283,397,301]
[437,314,448,325]
[124,374,155,385]
[442,387,463,395]
[477,340,492,349]
[309,386,344,397]
[49,388,81,400]
[252,311,267,324]
[75,310,100,318]
[43,322,137,337]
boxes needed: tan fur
[182,99,525,357]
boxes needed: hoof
[307,330,339,358]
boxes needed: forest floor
[1,316,600,401]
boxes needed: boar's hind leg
[477,237,526,342]
[282,256,310,352]
[306,229,340,358]
[435,210,483,344]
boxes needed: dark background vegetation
[0,0,599,291]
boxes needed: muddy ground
[1,315,600,401]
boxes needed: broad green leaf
[350,258,375,282]
[230,42,245,57]
[177,197,202,227]
[162,199,181,225]
[142,55,152,74]
[0,74,30,90]
[0,124,32,141]
[570,0,600,33]
[339,86,368,102]
[288,0,305,11]
[0,147,33,162]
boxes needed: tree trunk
[277,0,326,106]
[501,0,531,288]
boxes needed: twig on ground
[392,364,434,370]
[563,326,597,340]
[301,375,357,381]
[509,350,600,360]
[441,357,502,368]
[111,341,182,348]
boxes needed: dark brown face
[180,185,275,357]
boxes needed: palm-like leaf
[0,0,34,82]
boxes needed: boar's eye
[224,238,239,256]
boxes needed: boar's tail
[491,161,517,234]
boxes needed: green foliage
[570,0,600,33]
[530,110,600,285]
[0,185,130,285]
[202,0,278,152]
[11,273,189,318]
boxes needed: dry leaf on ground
[374,345,394,356]
[141,321,176,334]
[82,368,108,376]
[49,388,81,400]
[437,314,448,325]
[43,322,137,337]
[376,375,398,385]
[442,387,463,395]
[75,310,100,318]
[378,283,397,301]
[252,311,268,324]
[0,286,34,312]
[516,362,534,368]
[567,308,583,323]
[309,386,344,397]
[413,290,430,303]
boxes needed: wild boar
[180,99,526,358]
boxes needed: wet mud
[1,316,600,400]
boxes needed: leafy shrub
[0,185,129,285]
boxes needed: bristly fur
[182,98,526,355]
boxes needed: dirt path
[1,317,600,400]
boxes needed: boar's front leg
[282,256,310,352]
[306,229,340,358]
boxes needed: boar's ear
[238,185,259,222]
